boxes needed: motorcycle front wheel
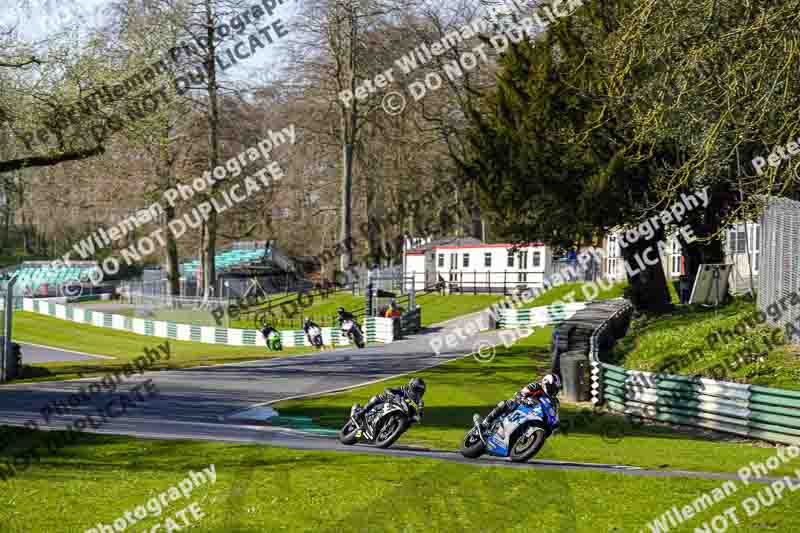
[374,413,407,448]
[460,428,486,459]
[509,426,547,462]
[339,420,359,445]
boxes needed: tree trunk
[202,0,219,297]
[471,203,483,241]
[163,202,180,297]
[620,227,673,314]
[678,192,727,291]
[340,139,354,271]
[338,5,357,273]
[1,175,12,250]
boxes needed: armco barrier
[498,302,587,329]
[553,299,632,401]
[22,298,396,347]
[588,301,800,446]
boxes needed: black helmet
[408,377,426,396]
[337,307,345,314]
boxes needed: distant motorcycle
[260,325,283,351]
[341,319,365,348]
[305,324,324,348]
[339,394,421,448]
[460,396,560,463]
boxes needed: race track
[0,310,770,482]
[18,341,115,363]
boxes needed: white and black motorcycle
[341,318,365,348]
[339,394,421,448]
[305,325,324,348]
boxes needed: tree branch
[0,57,40,68]
[0,145,105,173]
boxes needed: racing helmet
[408,377,426,398]
[542,374,561,397]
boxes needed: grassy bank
[614,298,800,390]
[412,293,506,325]
[12,312,314,383]
[522,280,627,308]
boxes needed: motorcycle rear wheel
[374,413,408,448]
[352,330,365,349]
[460,428,486,459]
[339,420,359,445]
[509,426,547,462]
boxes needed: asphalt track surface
[0,310,781,483]
[17,341,114,363]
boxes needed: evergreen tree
[465,2,673,313]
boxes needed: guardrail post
[2,274,16,382]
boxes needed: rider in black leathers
[353,378,426,424]
[336,307,356,326]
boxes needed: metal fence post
[2,275,16,382]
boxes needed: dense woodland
[1,0,798,311]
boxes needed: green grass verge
[230,292,505,329]
[11,312,315,382]
[227,292,365,329]
[412,293,506,326]
[105,306,228,327]
[522,280,627,308]
[614,298,800,390]
[275,330,800,475]
[0,428,798,532]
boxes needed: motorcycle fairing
[485,404,546,457]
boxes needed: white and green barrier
[23,298,396,347]
[591,362,800,445]
[498,302,587,329]
[587,301,800,446]
[364,316,396,343]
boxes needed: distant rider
[303,317,323,347]
[260,323,281,350]
[480,374,561,430]
[336,306,356,326]
[261,323,279,339]
[353,377,426,424]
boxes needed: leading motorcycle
[460,396,560,462]
[341,318,365,348]
[339,394,421,448]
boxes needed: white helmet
[542,374,561,396]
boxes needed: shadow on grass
[276,341,705,444]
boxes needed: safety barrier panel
[498,302,587,329]
[364,316,395,343]
[587,301,800,446]
[22,298,397,348]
